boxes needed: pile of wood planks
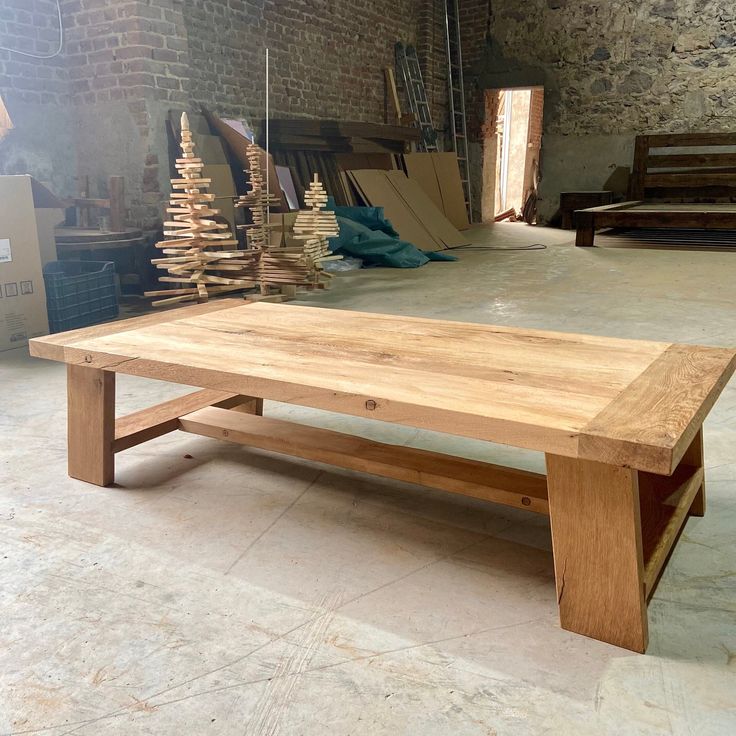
[267,119,420,153]
[268,119,419,207]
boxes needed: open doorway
[482,87,543,223]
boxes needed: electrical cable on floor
[0,0,64,59]
[451,243,548,251]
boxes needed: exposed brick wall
[457,0,491,220]
[184,0,445,128]
[60,0,191,225]
[0,0,75,195]
[0,0,447,228]
[416,0,449,139]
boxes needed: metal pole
[265,47,270,225]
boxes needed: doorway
[482,87,544,223]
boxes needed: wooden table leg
[684,429,705,517]
[575,211,595,247]
[67,364,115,486]
[545,454,648,652]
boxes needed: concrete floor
[2,223,736,735]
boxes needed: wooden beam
[113,389,249,452]
[68,365,115,486]
[579,345,736,475]
[646,152,736,169]
[639,464,704,600]
[179,407,550,514]
[630,136,649,199]
[29,298,246,362]
[645,132,736,147]
[645,172,736,188]
[546,454,648,652]
[684,429,705,516]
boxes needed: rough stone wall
[463,0,736,222]
[491,1,736,136]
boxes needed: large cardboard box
[0,176,65,352]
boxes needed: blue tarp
[326,200,457,268]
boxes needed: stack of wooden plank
[267,119,420,153]
[268,119,419,207]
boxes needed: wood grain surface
[32,302,736,472]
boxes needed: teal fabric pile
[326,200,457,268]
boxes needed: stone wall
[0,0,447,228]
[463,0,736,222]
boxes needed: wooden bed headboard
[630,132,736,202]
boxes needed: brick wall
[416,0,448,138]
[0,0,75,195]
[457,0,491,220]
[185,0,446,129]
[0,0,448,228]
[61,0,191,225]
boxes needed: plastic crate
[43,260,119,333]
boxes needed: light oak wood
[546,454,648,652]
[683,429,705,516]
[145,113,252,306]
[67,365,115,486]
[639,463,704,599]
[179,407,549,514]
[113,389,244,452]
[31,303,736,652]
[578,345,736,474]
[31,302,736,474]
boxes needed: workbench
[29,300,736,653]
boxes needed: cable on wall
[0,0,64,59]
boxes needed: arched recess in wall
[0,95,13,142]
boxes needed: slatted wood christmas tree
[236,150,340,294]
[145,112,254,307]
[292,174,340,284]
[235,142,282,293]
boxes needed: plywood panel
[348,169,443,251]
[385,170,468,247]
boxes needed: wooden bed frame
[576,132,736,246]
[29,300,736,653]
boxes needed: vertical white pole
[265,47,270,225]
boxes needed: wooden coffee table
[29,300,736,653]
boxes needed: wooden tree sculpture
[292,174,340,284]
[236,147,341,295]
[145,112,253,306]
[235,142,281,293]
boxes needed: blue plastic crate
[43,260,119,333]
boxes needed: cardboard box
[0,176,64,352]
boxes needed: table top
[30,299,736,474]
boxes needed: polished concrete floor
[2,224,735,735]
